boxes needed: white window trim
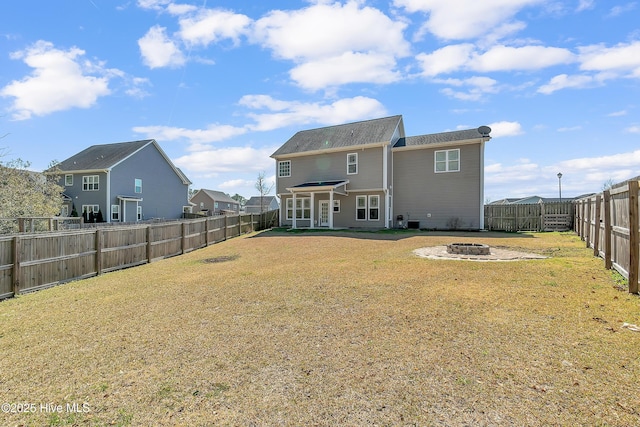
[134,178,142,194]
[137,206,143,221]
[347,153,358,175]
[356,195,367,221]
[286,198,294,220]
[333,200,340,213]
[434,148,460,173]
[65,174,73,186]
[82,175,99,191]
[368,195,380,221]
[295,197,310,219]
[111,204,120,221]
[278,160,291,177]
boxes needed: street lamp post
[557,172,563,202]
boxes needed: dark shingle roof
[395,128,490,148]
[198,190,238,205]
[57,140,152,171]
[271,115,403,157]
[245,196,276,207]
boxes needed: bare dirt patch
[414,245,548,261]
[201,254,239,263]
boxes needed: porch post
[329,190,334,229]
[310,192,315,229]
[292,192,297,229]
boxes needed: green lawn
[0,230,639,426]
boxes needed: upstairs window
[134,178,142,193]
[83,175,99,191]
[347,153,358,175]
[278,160,291,177]
[65,174,73,186]
[435,149,460,173]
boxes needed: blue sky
[1,0,639,201]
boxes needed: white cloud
[416,44,574,77]
[138,25,185,68]
[132,123,247,145]
[393,0,543,40]
[415,44,474,77]
[241,95,387,131]
[625,126,640,134]
[251,1,408,89]
[537,73,596,94]
[488,121,523,137]
[472,45,575,72]
[576,0,595,12]
[173,146,276,176]
[438,76,499,101]
[608,110,627,117]
[579,41,640,75]
[290,52,401,90]
[178,9,250,47]
[1,41,112,120]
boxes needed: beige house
[190,189,240,215]
[271,115,491,230]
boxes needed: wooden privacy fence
[574,180,639,294]
[484,202,574,232]
[0,211,278,300]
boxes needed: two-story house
[190,189,240,215]
[244,196,279,214]
[271,115,491,230]
[56,139,192,222]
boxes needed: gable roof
[271,115,403,157]
[394,127,491,148]
[245,196,277,207]
[195,189,238,205]
[56,139,191,185]
[57,140,152,171]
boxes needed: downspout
[106,169,111,223]
[382,145,390,228]
[479,140,485,230]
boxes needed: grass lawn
[0,230,639,426]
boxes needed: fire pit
[447,243,490,256]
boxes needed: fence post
[205,217,210,246]
[182,222,188,254]
[12,236,20,295]
[146,226,152,263]
[224,215,227,241]
[95,229,103,275]
[593,195,601,257]
[585,199,592,248]
[628,180,639,294]
[603,190,612,269]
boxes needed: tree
[602,178,615,192]
[231,193,247,208]
[255,172,274,213]
[0,157,63,220]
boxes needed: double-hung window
[435,149,460,173]
[347,153,358,175]
[134,178,142,193]
[278,160,291,177]
[286,198,310,220]
[111,205,120,221]
[83,175,99,191]
[356,195,380,221]
[65,174,73,186]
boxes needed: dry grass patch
[0,230,639,426]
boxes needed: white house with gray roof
[56,139,192,222]
[271,115,491,230]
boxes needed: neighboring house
[56,139,192,222]
[271,115,491,230]
[489,195,588,205]
[244,196,279,214]
[190,189,240,215]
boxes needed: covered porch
[285,180,348,229]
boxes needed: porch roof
[117,195,143,202]
[286,180,349,194]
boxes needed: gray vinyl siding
[276,146,385,195]
[110,144,189,221]
[59,172,108,215]
[393,143,483,230]
[279,191,386,229]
